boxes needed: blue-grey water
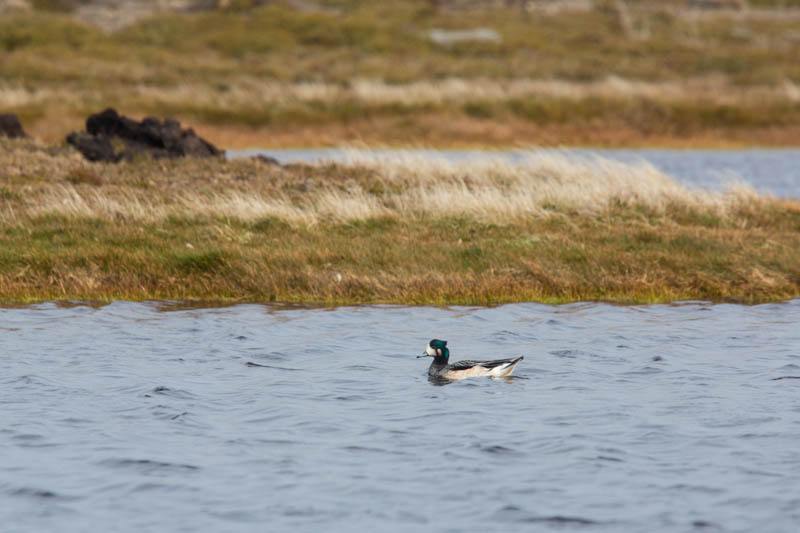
[227,148,800,199]
[3,301,800,532]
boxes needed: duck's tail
[489,356,523,377]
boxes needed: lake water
[227,148,800,199]
[3,300,800,532]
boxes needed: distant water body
[227,148,800,199]
[3,301,800,532]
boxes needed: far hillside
[2,0,800,146]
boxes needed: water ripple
[2,300,800,532]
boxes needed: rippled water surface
[3,301,800,532]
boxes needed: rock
[67,108,223,163]
[0,113,28,138]
[65,132,119,162]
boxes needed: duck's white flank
[443,359,522,380]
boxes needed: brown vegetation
[2,139,799,304]
[2,1,800,147]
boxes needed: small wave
[245,362,302,371]
[144,386,197,399]
[477,444,518,455]
[340,445,407,456]
[99,458,199,473]
[497,508,601,526]
[621,365,664,375]
[692,520,720,529]
[11,433,45,441]
[343,365,374,371]
[334,395,367,401]
[5,374,53,386]
[523,515,599,525]
[487,330,538,342]
[9,487,60,499]
[10,433,57,448]
[131,482,188,493]
[667,484,725,495]
[595,455,624,462]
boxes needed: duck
[417,339,523,380]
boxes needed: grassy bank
[3,1,800,147]
[2,139,799,304]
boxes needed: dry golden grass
[7,76,800,147]
[1,139,799,304]
[9,77,800,147]
[6,77,798,109]
[1,142,761,225]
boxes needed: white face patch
[426,344,437,356]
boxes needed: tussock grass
[1,139,799,304]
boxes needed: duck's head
[417,339,449,361]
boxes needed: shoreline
[2,295,798,308]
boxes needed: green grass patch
[170,249,228,273]
[1,139,799,303]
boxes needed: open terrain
[3,1,799,304]
[2,139,799,303]
[2,0,800,147]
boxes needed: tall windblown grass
[9,146,759,226]
[342,150,759,220]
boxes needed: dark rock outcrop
[67,108,223,163]
[65,132,117,162]
[0,113,28,138]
